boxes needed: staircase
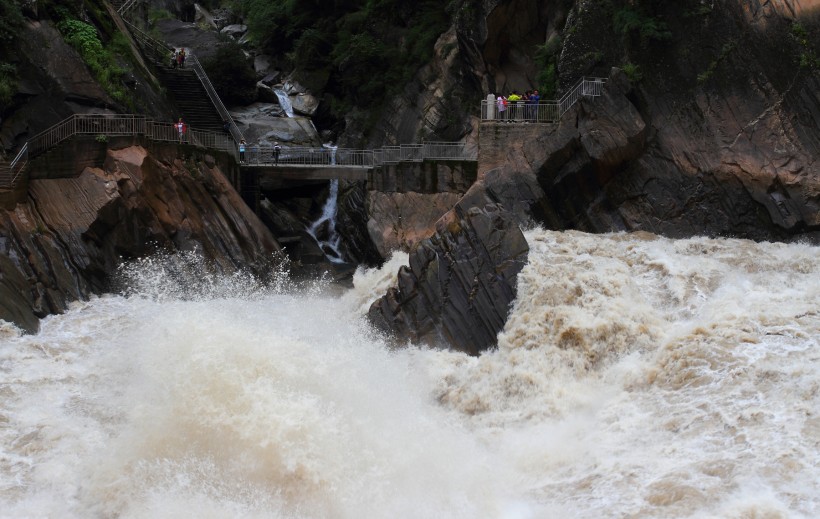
[157,65,226,132]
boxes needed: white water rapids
[1,230,818,518]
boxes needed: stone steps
[156,67,225,132]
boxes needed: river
[1,230,818,518]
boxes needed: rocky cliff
[0,143,280,333]
[361,0,819,242]
[368,202,528,355]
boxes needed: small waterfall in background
[274,88,294,117]
[307,179,345,264]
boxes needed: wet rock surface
[0,145,280,333]
[368,202,528,356]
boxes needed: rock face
[366,191,463,257]
[350,0,819,243]
[368,202,528,355]
[0,144,280,333]
[473,69,819,242]
[230,104,321,146]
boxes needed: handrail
[117,0,140,16]
[243,141,476,168]
[480,77,607,123]
[115,1,244,143]
[0,143,29,189]
[0,113,476,187]
[187,52,244,143]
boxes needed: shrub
[535,36,562,98]
[613,6,672,47]
[57,18,128,104]
[791,22,819,70]
[0,62,17,112]
[0,0,24,46]
[621,62,643,82]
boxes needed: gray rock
[291,93,319,117]
[368,202,529,355]
[229,103,320,145]
[256,82,281,104]
[254,54,273,77]
[220,24,248,38]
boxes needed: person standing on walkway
[496,95,507,122]
[239,139,246,163]
[178,48,186,69]
[273,142,281,166]
[175,117,186,143]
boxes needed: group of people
[170,48,187,69]
[490,90,542,121]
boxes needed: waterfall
[307,179,345,263]
[274,88,294,118]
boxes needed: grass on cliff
[57,18,130,106]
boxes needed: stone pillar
[485,93,495,120]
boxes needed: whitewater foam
[1,229,817,518]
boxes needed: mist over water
[1,230,818,518]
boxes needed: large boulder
[368,202,528,355]
[229,104,321,146]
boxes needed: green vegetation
[0,62,17,111]
[613,5,672,47]
[0,0,24,45]
[57,18,129,104]
[696,40,737,84]
[0,0,24,112]
[202,42,258,105]
[684,3,713,18]
[621,62,643,82]
[791,22,819,70]
[148,8,175,26]
[534,36,562,99]
[240,0,452,132]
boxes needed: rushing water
[1,230,818,518]
[307,179,345,264]
[274,89,294,118]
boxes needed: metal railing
[28,115,147,156]
[117,0,140,16]
[422,141,476,161]
[480,77,607,123]
[146,120,237,157]
[243,146,375,168]
[116,1,244,143]
[187,52,244,143]
[0,144,29,189]
[242,142,477,168]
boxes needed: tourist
[170,49,178,69]
[175,117,186,143]
[507,91,522,121]
[273,142,281,166]
[531,89,541,121]
[178,48,186,69]
[239,139,246,163]
[496,95,507,122]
